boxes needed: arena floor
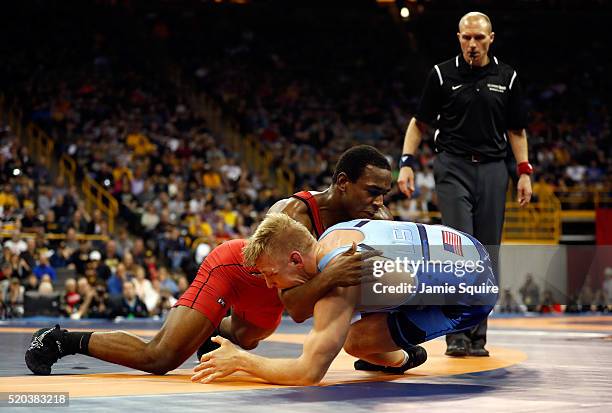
[0,314,611,412]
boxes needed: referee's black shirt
[416,55,527,159]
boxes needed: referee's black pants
[433,151,508,349]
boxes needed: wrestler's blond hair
[243,213,317,267]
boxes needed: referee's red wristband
[517,161,534,176]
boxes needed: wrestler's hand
[191,336,244,384]
[322,242,383,287]
[397,166,415,198]
[517,174,532,207]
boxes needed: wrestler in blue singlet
[317,219,499,349]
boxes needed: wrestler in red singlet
[176,239,284,330]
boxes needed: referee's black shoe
[354,345,427,374]
[469,345,490,357]
[445,340,470,357]
[25,325,67,375]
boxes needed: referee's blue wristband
[399,154,416,169]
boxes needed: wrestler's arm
[280,219,391,322]
[268,198,361,323]
[193,286,357,385]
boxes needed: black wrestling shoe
[445,340,470,357]
[196,333,221,362]
[25,325,68,375]
[469,346,490,357]
[354,345,428,374]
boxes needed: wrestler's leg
[88,305,215,374]
[343,313,406,367]
[218,311,278,350]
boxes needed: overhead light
[400,7,410,18]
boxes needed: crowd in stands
[0,126,193,319]
[1,1,611,319]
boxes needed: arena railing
[0,232,109,243]
[81,176,119,233]
[0,95,118,233]
[389,189,561,244]
[25,124,54,169]
[502,188,561,244]
[555,186,612,212]
[58,154,77,187]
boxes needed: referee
[397,12,533,357]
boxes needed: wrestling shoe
[354,345,427,374]
[25,325,68,375]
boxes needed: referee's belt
[445,152,501,163]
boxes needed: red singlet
[175,239,284,329]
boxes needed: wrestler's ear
[289,251,303,266]
[336,172,349,192]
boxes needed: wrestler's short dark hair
[332,145,391,183]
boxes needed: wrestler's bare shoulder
[267,196,312,231]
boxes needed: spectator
[62,278,81,317]
[131,239,147,266]
[52,238,72,266]
[519,273,541,312]
[163,227,189,270]
[4,234,27,255]
[112,280,148,318]
[43,210,62,234]
[158,287,177,317]
[103,240,121,274]
[88,250,111,281]
[52,193,71,228]
[132,266,157,313]
[64,227,80,252]
[67,240,91,276]
[1,262,13,282]
[2,277,24,318]
[157,267,178,296]
[141,204,160,235]
[176,275,189,298]
[24,273,38,292]
[21,207,43,232]
[70,277,94,320]
[68,209,89,234]
[498,289,521,313]
[38,274,54,295]
[89,283,110,318]
[86,209,106,236]
[19,238,37,270]
[121,251,138,276]
[107,263,129,296]
[114,227,133,257]
[143,250,158,281]
[9,253,30,280]
[33,253,57,282]
[37,186,54,215]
